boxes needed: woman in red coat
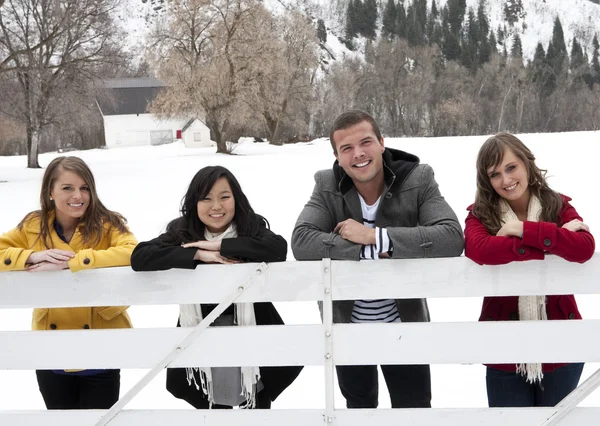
[464,132,595,407]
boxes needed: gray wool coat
[291,147,464,324]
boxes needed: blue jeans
[336,364,431,408]
[486,363,584,407]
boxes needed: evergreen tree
[503,0,525,25]
[531,42,554,98]
[550,16,567,68]
[442,24,461,61]
[592,34,600,84]
[511,33,523,60]
[497,24,505,47]
[354,0,365,38]
[447,0,466,35]
[362,0,378,39]
[344,0,359,49]
[382,0,397,38]
[395,2,407,39]
[431,0,439,18]
[415,0,428,35]
[489,29,498,56]
[476,0,490,65]
[460,9,478,71]
[430,21,443,47]
[570,37,585,70]
[317,19,327,44]
[427,0,439,43]
[406,3,425,45]
[477,0,489,42]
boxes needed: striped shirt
[351,195,400,324]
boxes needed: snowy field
[0,131,599,410]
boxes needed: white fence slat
[332,320,600,365]
[2,320,600,369]
[0,261,324,308]
[1,255,599,309]
[0,409,324,426]
[2,408,600,426]
[0,325,323,369]
[331,255,600,301]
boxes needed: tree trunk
[264,114,281,145]
[497,83,512,132]
[27,127,41,169]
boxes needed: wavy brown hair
[18,156,130,248]
[472,133,563,235]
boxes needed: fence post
[322,258,335,425]
[95,262,269,426]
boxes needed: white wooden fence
[1,255,600,426]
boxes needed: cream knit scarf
[179,222,261,407]
[499,195,546,384]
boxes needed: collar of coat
[333,147,420,195]
[22,210,86,234]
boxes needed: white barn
[96,78,211,148]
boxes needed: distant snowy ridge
[274,0,600,62]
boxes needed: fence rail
[0,254,599,425]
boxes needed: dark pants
[36,369,120,410]
[336,364,431,408]
[486,363,584,407]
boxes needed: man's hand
[497,220,523,237]
[562,219,590,233]
[334,219,376,245]
[26,261,69,272]
[193,249,239,264]
[182,240,222,251]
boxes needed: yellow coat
[0,212,138,331]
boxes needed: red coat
[464,195,595,372]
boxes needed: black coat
[130,219,303,407]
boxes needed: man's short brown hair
[329,110,383,152]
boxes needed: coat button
[385,192,392,199]
[518,248,525,255]
[509,312,519,320]
[83,324,90,329]
[3,259,11,265]
[543,239,551,247]
[569,313,576,319]
[49,324,57,330]
[83,258,90,265]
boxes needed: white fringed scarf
[179,223,261,407]
[499,195,546,384]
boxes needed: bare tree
[0,0,125,167]
[254,10,319,144]
[150,0,273,153]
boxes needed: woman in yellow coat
[0,156,137,409]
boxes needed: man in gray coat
[291,110,464,409]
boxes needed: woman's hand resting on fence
[183,240,238,264]
[26,249,75,265]
[26,261,69,272]
[562,219,590,233]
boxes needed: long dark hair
[163,166,264,244]
[472,133,563,234]
[18,156,129,248]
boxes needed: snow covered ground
[0,130,599,410]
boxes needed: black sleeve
[220,222,288,263]
[131,233,199,271]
